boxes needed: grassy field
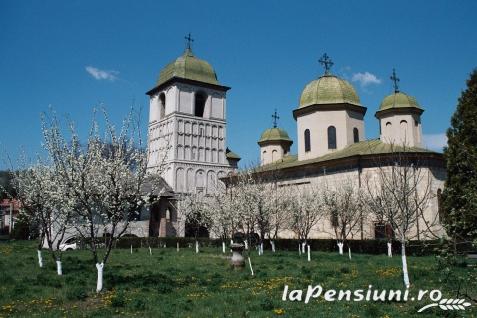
[0,240,475,318]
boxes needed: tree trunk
[195,240,199,254]
[387,242,393,257]
[222,241,226,253]
[337,241,344,255]
[37,250,43,268]
[401,242,410,288]
[96,263,104,293]
[56,260,62,275]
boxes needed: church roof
[257,139,437,172]
[378,91,422,111]
[299,74,361,108]
[141,175,174,197]
[156,48,219,87]
[226,148,241,160]
[258,127,293,145]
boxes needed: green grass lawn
[0,240,475,317]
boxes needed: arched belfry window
[353,128,359,143]
[194,92,207,117]
[159,93,166,118]
[304,129,311,152]
[328,126,337,149]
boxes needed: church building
[250,55,446,240]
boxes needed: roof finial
[184,33,194,51]
[390,68,400,93]
[319,53,334,75]
[272,109,280,128]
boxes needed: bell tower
[146,36,239,195]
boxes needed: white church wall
[379,113,422,147]
[297,110,351,161]
[266,164,445,241]
[346,110,366,143]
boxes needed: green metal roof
[258,139,435,171]
[157,48,219,86]
[379,92,422,111]
[258,127,292,144]
[299,74,361,108]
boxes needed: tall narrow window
[304,129,311,152]
[159,93,166,118]
[353,128,359,143]
[194,92,206,117]
[328,126,337,149]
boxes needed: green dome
[157,49,219,86]
[379,92,421,111]
[299,74,361,108]
[258,127,293,144]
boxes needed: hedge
[79,236,475,256]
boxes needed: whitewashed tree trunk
[130,245,132,254]
[271,241,275,253]
[248,257,254,276]
[260,243,264,255]
[244,240,248,250]
[348,247,352,260]
[337,242,344,255]
[387,242,393,257]
[222,241,226,253]
[37,250,43,268]
[177,242,179,252]
[195,240,199,254]
[96,262,104,293]
[307,245,311,262]
[56,260,62,275]
[148,246,152,255]
[401,242,410,288]
[299,244,301,256]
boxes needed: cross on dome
[319,53,334,75]
[184,33,194,51]
[390,68,400,93]
[272,109,280,128]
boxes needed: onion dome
[258,127,293,146]
[299,74,362,108]
[156,48,219,86]
[379,91,422,111]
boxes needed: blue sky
[1,0,476,168]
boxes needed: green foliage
[442,68,477,242]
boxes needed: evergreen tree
[442,69,477,243]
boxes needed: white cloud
[351,72,381,87]
[85,66,119,81]
[423,133,447,151]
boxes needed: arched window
[194,92,207,117]
[159,93,166,118]
[304,129,311,152]
[400,120,408,141]
[327,126,337,149]
[353,128,359,143]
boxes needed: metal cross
[319,53,334,75]
[272,109,280,128]
[390,68,400,93]
[184,33,194,50]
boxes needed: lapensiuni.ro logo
[281,285,472,313]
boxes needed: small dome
[299,74,361,108]
[157,48,219,86]
[258,127,292,144]
[379,91,421,111]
